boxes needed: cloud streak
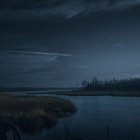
[0,50,72,63]
[0,50,87,76]
[0,50,72,75]
[10,50,72,57]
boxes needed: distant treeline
[81,78,140,91]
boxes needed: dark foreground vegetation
[55,78,140,96]
[0,95,76,134]
[82,77,140,91]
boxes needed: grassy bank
[55,90,140,96]
[0,95,76,133]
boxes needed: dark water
[23,96,140,140]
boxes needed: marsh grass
[0,95,76,133]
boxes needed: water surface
[24,95,140,140]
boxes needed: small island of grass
[0,95,76,134]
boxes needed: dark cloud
[0,0,140,20]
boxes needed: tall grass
[0,95,76,134]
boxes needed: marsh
[23,95,140,140]
[0,95,76,134]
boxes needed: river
[23,95,140,140]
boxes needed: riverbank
[0,95,76,133]
[55,90,140,96]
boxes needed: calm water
[24,95,140,140]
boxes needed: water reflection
[24,96,140,140]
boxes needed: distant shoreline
[54,90,140,97]
[0,87,78,92]
[1,89,140,97]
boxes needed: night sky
[0,0,140,87]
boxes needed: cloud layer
[0,50,87,76]
[0,50,72,76]
[0,0,140,20]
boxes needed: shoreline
[54,90,140,97]
[2,90,140,97]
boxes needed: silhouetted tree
[81,77,140,91]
